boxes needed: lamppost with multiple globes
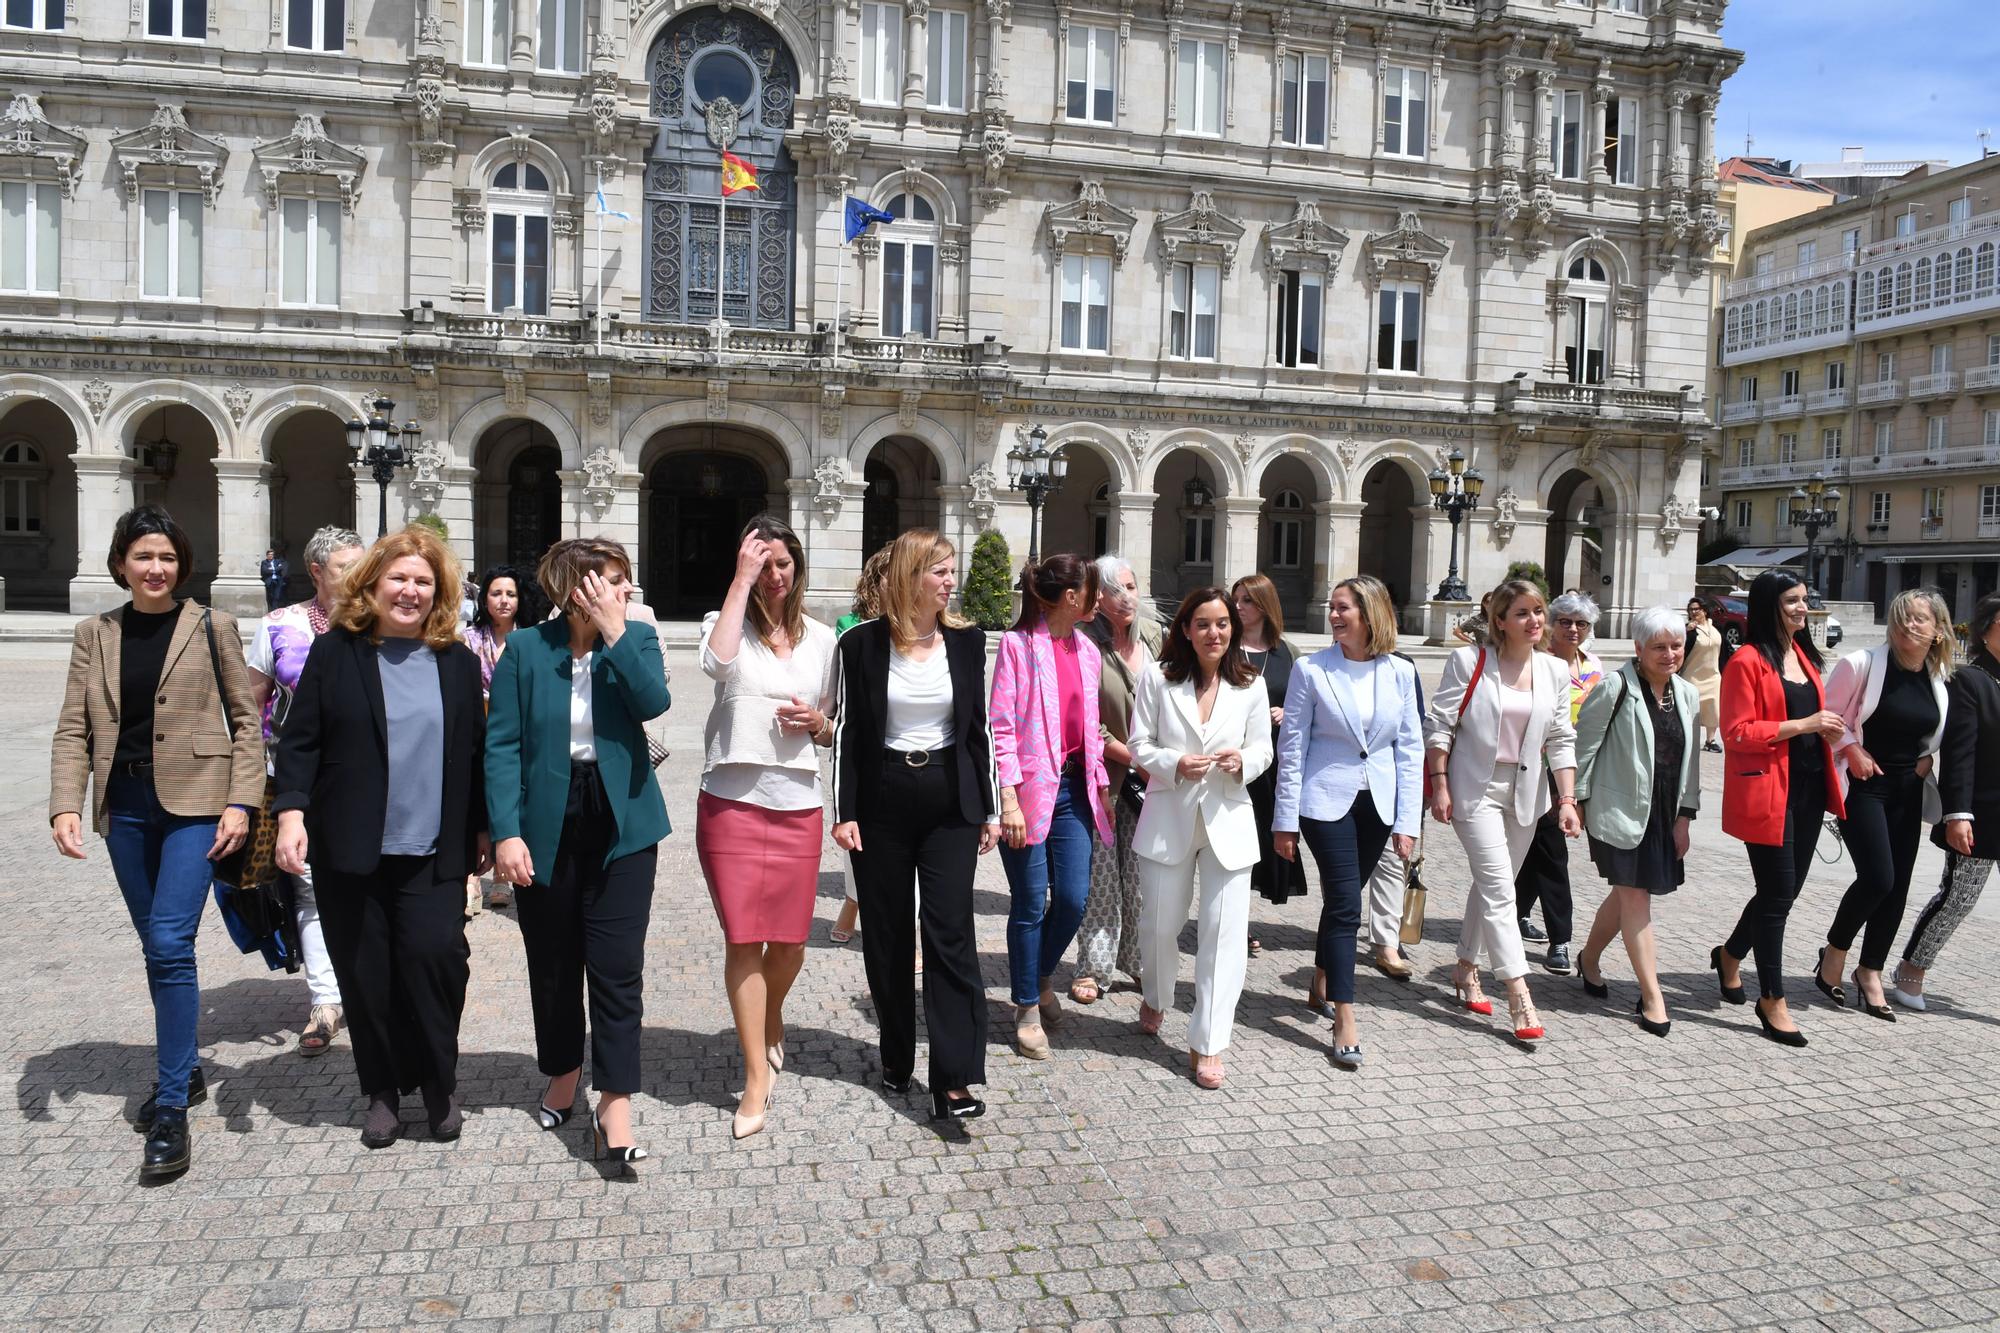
[1428,448,1484,604]
[344,395,420,539]
[1007,423,1068,564]
[1789,471,1841,592]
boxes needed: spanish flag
[720,152,760,196]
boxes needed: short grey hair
[303,525,363,571]
[1549,591,1602,625]
[1092,553,1158,632]
[1630,604,1687,648]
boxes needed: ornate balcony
[1720,400,1762,425]
[1498,377,1696,423]
[1856,379,1903,406]
[1806,387,1851,413]
[1965,363,2000,392]
[1909,370,1960,401]
[1764,394,1805,420]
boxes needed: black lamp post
[1007,424,1068,564]
[1428,448,1484,603]
[1788,471,1841,593]
[344,395,418,539]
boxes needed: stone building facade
[0,0,1735,629]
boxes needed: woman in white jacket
[1129,587,1273,1090]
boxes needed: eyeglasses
[1555,618,1591,629]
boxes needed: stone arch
[0,380,87,608]
[0,375,94,452]
[847,412,967,486]
[1138,428,1244,496]
[869,168,961,228]
[1558,233,1633,289]
[619,397,809,479]
[627,0,819,99]
[255,387,360,588]
[1534,445,1638,516]
[1350,440,1437,498]
[104,380,236,460]
[1036,420,1136,491]
[449,392,584,471]
[242,384,369,459]
[465,134,573,198]
[1248,434,1339,503]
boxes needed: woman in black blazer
[831,529,999,1121]
[275,527,490,1149]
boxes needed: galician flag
[594,184,631,222]
[720,152,760,196]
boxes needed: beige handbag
[1398,853,1427,947]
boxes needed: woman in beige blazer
[47,506,265,1182]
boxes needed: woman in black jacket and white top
[1895,591,2000,1010]
[830,528,1000,1121]
[1811,588,1954,1018]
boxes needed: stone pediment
[1262,198,1350,275]
[110,104,229,205]
[1044,178,1138,266]
[1155,189,1247,276]
[0,94,87,198]
[252,113,367,213]
[1362,209,1451,292]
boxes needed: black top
[1864,657,1939,773]
[1782,673,1824,776]
[1642,677,1694,819]
[1242,640,1296,736]
[114,605,182,768]
[1933,652,2000,858]
[831,619,997,829]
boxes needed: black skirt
[1248,760,1309,904]
[1588,778,1685,895]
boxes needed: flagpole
[834,215,846,365]
[718,157,729,327]
[594,165,604,355]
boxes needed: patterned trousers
[1076,801,1143,984]
[1901,850,1997,971]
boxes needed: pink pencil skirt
[696,791,823,945]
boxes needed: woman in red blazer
[1711,570,1846,1046]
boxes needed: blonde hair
[536,537,634,622]
[332,526,464,650]
[880,528,968,653]
[1887,587,1956,679]
[1331,574,1399,656]
[851,544,893,620]
[1481,577,1548,650]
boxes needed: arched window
[1955,247,1974,298]
[1815,286,1832,333]
[1752,299,1767,344]
[489,162,551,316]
[1915,257,1932,308]
[1858,270,1876,320]
[1268,488,1305,569]
[1894,262,1912,312]
[1562,253,1610,384]
[1724,306,1740,351]
[1782,292,1798,338]
[0,439,44,535]
[1978,243,1997,295]
[879,190,939,339]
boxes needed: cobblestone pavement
[3,641,1998,1332]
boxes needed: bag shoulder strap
[203,608,236,737]
[1606,666,1632,733]
[1455,649,1487,722]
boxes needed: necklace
[911,626,939,643]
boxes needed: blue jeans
[1000,768,1095,1007]
[103,773,217,1109]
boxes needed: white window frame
[1980,483,2000,529]
[146,0,204,40]
[1281,51,1331,149]
[1551,88,1585,181]
[285,0,343,52]
[1168,260,1220,361]
[1778,433,1798,465]
[536,0,584,73]
[1269,489,1304,569]
[1988,333,2000,367]
[1796,239,1818,265]
[488,165,552,317]
[1375,281,1423,374]
[1843,228,1862,254]
[1921,486,1946,522]
[1984,409,1999,450]
[1871,491,1891,525]
[2,0,63,29]
[1607,95,1640,185]
[1931,342,1953,374]
[1182,511,1214,564]
[1822,427,1843,459]
[463,0,506,66]
[141,187,201,301]
[0,179,60,296]
[1059,252,1111,353]
[1739,375,1759,403]
[1780,368,1801,398]
[1380,64,1427,160]
[1826,361,1846,390]
[0,439,43,536]
[1065,24,1117,125]
[1775,497,1793,533]
[1176,38,1226,138]
[1950,196,1972,224]
[1273,269,1323,369]
[1733,499,1753,530]
[1874,421,1893,457]
[279,195,340,308]
[1926,415,1948,456]
[1736,438,1753,468]
[1876,351,1894,382]
[879,193,938,339]
[926,8,968,111]
[1896,211,1917,238]
[860,1,904,108]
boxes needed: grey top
[376,637,444,856]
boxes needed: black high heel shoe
[1580,957,1609,1000]
[930,1089,985,1121]
[537,1076,579,1130]
[1755,998,1808,1048]
[1812,948,1847,1007]
[593,1105,648,1168]
[1852,971,1897,1022]
[1635,998,1671,1038]
[1710,947,1747,1005]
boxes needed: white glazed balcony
[1854,210,2000,336]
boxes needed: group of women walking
[51,503,2000,1184]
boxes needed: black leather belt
[113,759,154,778]
[884,745,952,768]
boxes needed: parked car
[1713,590,1841,651]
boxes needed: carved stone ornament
[1498,425,1530,472]
[252,113,367,214]
[703,97,741,152]
[1658,495,1690,551]
[1155,189,1247,276]
[1233,434,1255,465]
[1490,485,1520,546]
[418,11,444,44]
[977,123,1013,206]
[0,94,87,199]
[1126,428,1150,463]
[222,384,253,426]
[898,389,922,431]
[416,391,440,422]
[110,104,229,206]
[1578,432,1612,469]
[811,457,847,520]
[581,445,618,513]
[587,372,612,427]
[705,378,729,420]
[819,383,845,440]
[82,378,113,422]
[1334,436,1358,470]
[967,461,999,527]
[1263,199,1351,276]
[407,438,450,512]
[1044,179,1138,267]
[1362,210,1452,293]
[502,368,527,410]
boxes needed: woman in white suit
[1129,587,1273,1090]
[1271,575,1423,1069]
[1425,577,1580,1043]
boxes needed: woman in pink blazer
[992,554,1112,1059]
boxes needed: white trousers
[291,867,342,1007]
[1366,832,1410,949]
[1138,821,1252,1055]
[1451,772,1536,983]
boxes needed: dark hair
[1745,568,1821,673]
[107,505,194,590]
[740,513,808,648]
[472,564,546,630]
[1687,593,1722,621]
[1966,591,2000,669]
[1158,586,1256,689]
[1010,553,1100,632]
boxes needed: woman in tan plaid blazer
[48,506,266,1183]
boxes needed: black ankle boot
[423,1084,462,1141]
[134,1066,206,1132]
[140,1108,190,1181]
[361,1092,402,1148]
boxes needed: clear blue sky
[1717,1,2000,168]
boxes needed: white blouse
[698,612,838,813]
[569,651,597,762]
[885,647,953,750]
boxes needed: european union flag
[844,196,897,243]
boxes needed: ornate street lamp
[1788,471,1841,593]
[1007,424,1068,564]
[1428,448,1484,604]
[345,394,417,539]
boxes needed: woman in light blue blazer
[1273,575,1423,1069]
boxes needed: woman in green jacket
[1572,605,1703,1038]
[487,537,670,1170]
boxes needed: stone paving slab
[0,642,1995,1332]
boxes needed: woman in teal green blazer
[486,538,669,1169]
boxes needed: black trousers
[1724,771,1828,999]
[852,758,986,1090]
[1514,806,1573,946]
[514,762,657,1095]
[316,854,469,1098]
[1827,768,1925,972]
[1300,800,1390,1004]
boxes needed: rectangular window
[1775,497,1792,532]
[1843,228,1862,254]
[1822,428,1843,459]
[1755,252,1776,276]
[1182,513,1214,565]
[1871,491,1891,525]
[1701,457,1711,488]
[1877,351,1894,381]
[1375,282,1423,374]
[1922,486,1945,521]
[1875,420,1893,456]
[1551,89,1585,180]
[490,212,550,315]
[463,0,506,64]
[536,0,583,73]
[141,188,200,299]
[1282,52,1330,149]
[881,239,934,339]
[1736,437,1753,468]
[1169,261,1219,361]
[1896,211,1917,238]
[1380,65,1427,159]
[1927,415,1948,454]
[1059,253,1110,352]
[1065,24,1116,124]
[0,180,60,295]
[1270,518,1302,569]
[1273,270,1322,368]
[1988,334,2000,366]
[1981,483,2000,527]
[147,0,204,38]
[2,0,63,29]
[926,8,968,111]
[280,196,340,306]
[1780,368,1800,397]
[1739,375,1758,402]
[1608,0,1643,12]
[1564,295,1606,384]
[1606,96,1639,185]
[1950,196,1971,224]
[1175,38,1225,137]
[1986,409,2000,449]
[1733,499,1753,530]
[1825,361,1846,390]
[860,2,903,106]
[1778,433,1797,465]
[1931,343,1952,374]
[285,0,342,51]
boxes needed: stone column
[1696,93,1717,183]
[70,454,134,613]
[1312,499,1364,628]
[212,459,274,617]
[1589,85,1610,184]
[1533,70,1553,173]
[1216,495,1264,588]
[1499,66,1521,170]
[903,0,930,112]
[1109,491,1156,579]
[1666,89,1688,188]
[510,0,534,71]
